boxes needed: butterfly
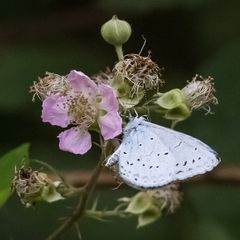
[105,116,220,189]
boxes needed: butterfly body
[106,117,220,189]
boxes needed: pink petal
[41,95,70,128]
[98,111,122,140]
[98,84,118,112]
[58,127,92,155]
[68,70,98,99]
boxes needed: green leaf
[41,185,64,203]
[0,143,30,207]
[125,192,151,214]
[155,89,184,109]
[119,92,144,109]
[137,205,161,228]
[164,103,191,121]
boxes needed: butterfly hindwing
[140,121,220,182]
[106,117,220,189]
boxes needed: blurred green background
[0,0,240,239]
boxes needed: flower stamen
[68,95,96,127]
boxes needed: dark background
[0,0,240,239]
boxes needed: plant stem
[85,209,130,219]
[45,140,108,240]
[115,45,124,61]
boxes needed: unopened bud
[101,15,132,46]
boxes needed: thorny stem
[45,139,109,240]
[115,45,124,61]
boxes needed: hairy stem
[45,139,108,240]
[85,209,130,219]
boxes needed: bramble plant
[8,15,218,239]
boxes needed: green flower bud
[101,15,132,46]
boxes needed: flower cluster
[26,15,220,233]
[32,70,122,154]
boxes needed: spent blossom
[41,70,122,155]
[30,72,69,101]
[181,74,218,113]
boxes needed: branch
[51,166,240,188]
[45,140,107,240]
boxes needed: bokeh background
[0,0,240,239]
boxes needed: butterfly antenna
[143,87,151,121]
[138,35,147,56]
[112,182,123,190]
[133,108,138,117]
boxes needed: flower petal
[58,127,92,155]
[98,84,118,112]
[68,70,98,99]
[41,95,70,127]
[98,111,122,140]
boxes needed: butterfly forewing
[117,127,176,189]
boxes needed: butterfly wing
[140,120,220,182]
[113,125,177,189]
[106,117,220,189]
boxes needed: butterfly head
[124,116,147,134]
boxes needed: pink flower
[41,70,122,154]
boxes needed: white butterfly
[106,116,220,189]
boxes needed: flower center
[68,95,97,127]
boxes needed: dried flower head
[147,183,182,214]
[113,54,164,94]
[181,74,218,113]
[12,167,63,207]
[30,72,69,101]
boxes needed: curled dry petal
[58,127,92,155]
[41,95,70,128]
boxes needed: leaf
[41,185,64,203]
[155,89,184,109]
[0,143,30,207]
[119,92,144,109]
[125,192,151,214]
[137,205,161,228]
